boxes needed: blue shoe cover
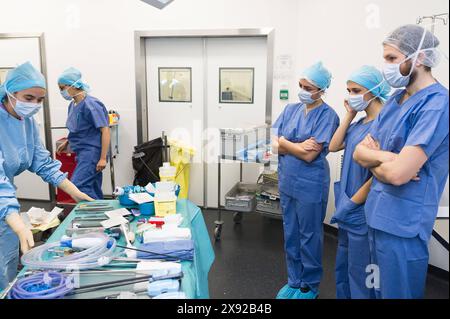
[276,284,299,299]
[294,289,319,299]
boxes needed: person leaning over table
[0,62,94,290]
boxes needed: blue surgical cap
[0,62,46,102]
[58,67,90,91]
[301,61,332,90]
[348,65,391,101]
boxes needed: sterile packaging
[143,227,191,243]
[163,214,183,226]
[147,279,180,297]
[133,261,182,290]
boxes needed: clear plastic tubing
[21,233,117,270]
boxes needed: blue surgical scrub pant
[280,191,326,294]
[71,148,104,200]
[368,228,429,299]
[0,219,19,291]
[335,228,375,299]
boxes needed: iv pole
[417,13,449,34]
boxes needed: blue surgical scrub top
[0,105,66,220]
[365,83,449,241]
[67,95,109,153]
[331,118,373,234]
[273,102,340,202]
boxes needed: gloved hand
[6,212,35,254]
[58,179,94,202]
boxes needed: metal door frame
[0,33,55,202]
[134,28,275,207]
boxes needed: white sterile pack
[143,227,191,243]
[129,192,154,204]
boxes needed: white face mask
[7,92,42,118]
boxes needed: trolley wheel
[214,225,222,241]
[233,212,243,224]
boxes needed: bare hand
[96,158,107,172]
[278,136,287,147]
[56,140,68,155]
[344,99,357,117]
[302,137,322,152]
[362,134,380,150]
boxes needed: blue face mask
[7,93,42,118]
[347,94,376,112]
[298,88,322,105]
[60,79,85,101]
[382,61,413,88]
[60,89,73,101]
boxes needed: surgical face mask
[60,89,73,101]
[382,60,414,88]
[383,27,429,89]
[298,88,322,105]
[60,79,84,101]
[347,94,376,112]
[7,93,42,118]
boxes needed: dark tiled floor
[18,200,449,299]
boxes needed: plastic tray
[224,183,260,213]
[256,196,282,219]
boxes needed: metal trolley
[214,125,275,241]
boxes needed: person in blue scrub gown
[273,62,340,299]
[329,66,391,299]
[57,68,110,200]
[353,25,449,299]
[0,62,92,290]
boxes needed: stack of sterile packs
[137,240,194,261]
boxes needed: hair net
[383,24,441,68]
[301,61,332,90]
[58,67,90,91]
[0,62,46,102]
[348,65,391,101]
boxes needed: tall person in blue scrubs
[329,66,390,299]
[0,62,93,290]
[273,62,340,299]
[353,25,449,299]
[56,68,110,200]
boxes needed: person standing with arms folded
[273,62,340,299]
[353,25,449,299]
